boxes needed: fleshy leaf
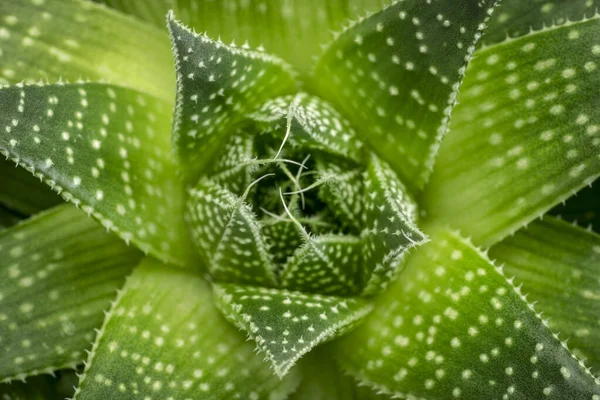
[0,0,174,100]
[73,258,300,399]
[0,158,61,215]
[281,234,363,295]
[248,93,365,162]
[333,228,600,399]
[186,177,277,286]
[101,0,388,73]
[484,0,599,45]
[313,0,497,190]
[424,17,600,246]
[167,12,297,182]
[0,204,141,382]
[213,283,373,377]
[490,216,600,372]
[550,182,600,233]
[360,155,427,295]
[0,82,195,266]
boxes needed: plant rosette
[0,1,599,399]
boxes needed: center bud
[185,93,426,297]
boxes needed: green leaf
[73,258,300,400]
[0,158,61,215]
[483,0,599,45]
[186,177,278,287]
[0,82,196,267]
[167,12,298,182]
[0,204,141,382]
[550,181,600,233]
[423,17,600,246]
[333,228,600,399]
[101,0,388,73]
[213,283,373,377]
[0,0,174,100]
[313,0,498,190]
[360,154,427,295]
[489,216,600,372]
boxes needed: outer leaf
[550,182,600,233]
[0,158,61,215]
[313,0,497,190]
[0,82,195,266]
[101,0,387,73]
[73,258,300,399]
[186,178,278,286]
[167,13,297,182]
[0,0,174,100]
[333,228,600,399]
[0,204,141,382]
[490,216,600,372]
[213,283,373,377]
[424,17,600,246]
[484,0,599,45]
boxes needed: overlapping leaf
[167,13,297,181]
[0,204,141,382]
[490,216,600,372]
[74,258,300,399]
[333,228,600,399]
[186,178,277,286]
[424,17,600,246]
[484,0,600,45]
[0,206,21,229]
[0,0,174,100]
[0,370,78,400]
[313,0,497,190]
[0,82,195,266]
[213,283,373,377]
[101,0,387,73]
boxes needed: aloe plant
[0,0,599,398]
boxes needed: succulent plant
[0,0,599,399]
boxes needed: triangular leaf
[167,12,297,181]
[186,177,277,286]
[0,82,196,267]
[424,17,600,246]
[360,154,427,295]
[101,0,388,73]
[213,283,373,377]
[333,228,600,399]
[0,0,174,100]
[490,216,600,372]
[0,204,141,382]
[73,258,300,399]
[313,0,498,190]
[281,234,363,295]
